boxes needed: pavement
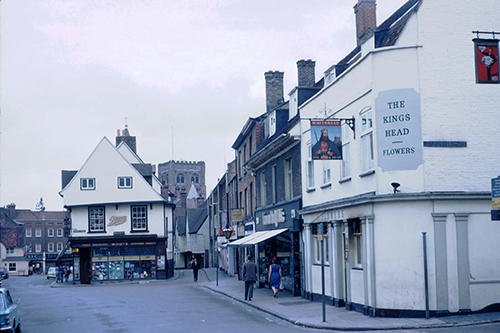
[48,267,500,331]
[198,268,500,331]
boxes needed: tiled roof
[375,0,422,48]
[187,207,208,234]
[176,216,186,236]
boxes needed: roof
[12,210,68,222]
[61,170,78,190]
[176,216,186,236]
[375,0,422,48]
[187,207,208,234]
[335,0,421,77]
[186,183,200,200]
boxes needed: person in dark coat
[242,255,257,301]
[191,258,199,282]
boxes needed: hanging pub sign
[310,119,342,160]
[492,176,500,221]
[473,38,499,83]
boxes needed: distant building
[0,205,29,276]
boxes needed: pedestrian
[191,258,199,282]
[64,266,70,282]
[267,257,282,298]
[242,255,257,301]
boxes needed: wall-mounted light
[391,182,400,193]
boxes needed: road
[2,273,499,333]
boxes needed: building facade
[60,137,175,283]
[0,207,28,276]
[299,0,500,317]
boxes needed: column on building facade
[333,220,344,306]
[361,217,369,315]
[455,213,471,313]
[328,222,335,300]
[303,224,313,297]
[432,213,449,313]
[365,215,376,316]
[343,221,352,309]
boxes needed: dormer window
[118,176,133,189]
[80,178,95,190]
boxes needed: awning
[228,228,288,247]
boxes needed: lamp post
[316,223,326,323]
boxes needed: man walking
[242,255,257,301]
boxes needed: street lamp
[216,226,233,287]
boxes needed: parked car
[46,267,56,279]
[0,287,21,333]
[0,269,8,281]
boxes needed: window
[284,159,293,200]
[80,178,95,190]
[312,224,329,264]
[131,205,148,231]
[322,161,331,185]
[8,263,16,272]
[176,173,185,184]
[341,124,351,179]
[259,172,266,206]
[48,242,54,253]
[26,228,32,238]
[35,243,42,253]
[57,228,63,237]
[35,228,41,237]
[6,248,14,255]
[48,228,54,237]
[360,108,374,171]
[271,165,277,203]
[118,176,133,189]
[89,206,105,232]
[349,220,362,268]
[306,143,315,188]
[191,174,199,184]
[57,242,63,252]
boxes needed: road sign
[492,176,500,221]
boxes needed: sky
[0,0,406,211]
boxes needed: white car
[0,288,21,333]
[46,267,57,279]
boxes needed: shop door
[79,248,92,284]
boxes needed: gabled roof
[375,0,422,48]
[176,216,186,236]
[60,137,168,207]
[187,206,208,234]
[187,183,200,200]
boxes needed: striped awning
[228,228,288,247]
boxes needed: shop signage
[231,209,244,222]
[315,209,344,223]
[72,228,86,233]
[376,89,423,171]
[310,120,343,160]
[262,209,285,225]
[492,176,500,220]
[108,216,127,226]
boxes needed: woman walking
[267,257,281,298]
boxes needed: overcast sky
[0,0,406,211]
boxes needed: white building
[60,137,175,283]
[299,0,500,317]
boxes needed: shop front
[70,234,167,284]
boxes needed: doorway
[79,247,92,284]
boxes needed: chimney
[297,59,316,88]
[354,0,377,45]
[264,71,284,112]
[6,203,16,218]
[115,125,137,153]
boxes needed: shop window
[118,176,133,189]
[48,243,54,253]
[80,178,95,190]
[8,263,16,272]
[131,205,148,231]
[48,228,54,237]
[89,206,105,233]
[26,228,32,238]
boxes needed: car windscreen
[0,295,5,310]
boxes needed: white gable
[60,137,164,206]
[117,142,143,164]
[186,183,199,200]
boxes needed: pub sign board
[492,176,500,221]
[474,38,499,84]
